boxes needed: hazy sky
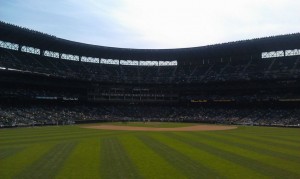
[1,0,299,49]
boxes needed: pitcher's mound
[82,124,237,131]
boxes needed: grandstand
[0,21,300,127]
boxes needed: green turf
[0,123,299,179]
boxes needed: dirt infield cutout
[82,124,237,131]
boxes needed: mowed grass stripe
[0,143,56,179]
[171,132,300,178]
[198,132,300,163]
[0,133,95,146]
[56,139,101,179]
[14,141,77,179]
[138,134,221,179]
[0,147,24,160]
[228,126,300,135]
[0,130,130,146]
[0,125,109,142]
[230,129,300,141]
[265,135,300,143]
[228,131,300,147]
[0,126,81,138]
[225,133,300,154]
[0,125,123,139]
[0,129,98,140]
[100,137,141,179]
[119,135,186,179]
[144,133,266,179]
[0,127,94,142]
[227,127,300,144]
[224,128,300,143]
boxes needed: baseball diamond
[0,20,300,178]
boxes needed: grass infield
[0,122,299,178]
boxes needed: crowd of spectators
[1,48,300,84]
[1,105,299,128]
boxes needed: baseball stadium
[0,20,300,178]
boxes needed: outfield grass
[0,123,299,178]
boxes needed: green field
[0,122,300,179]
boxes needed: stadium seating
[0,21,300,128]
[1,48,300,84]
[0,105,299,127]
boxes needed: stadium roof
[1,21,300,62]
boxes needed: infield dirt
[82,124,237,131]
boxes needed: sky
[1,0,300,49]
